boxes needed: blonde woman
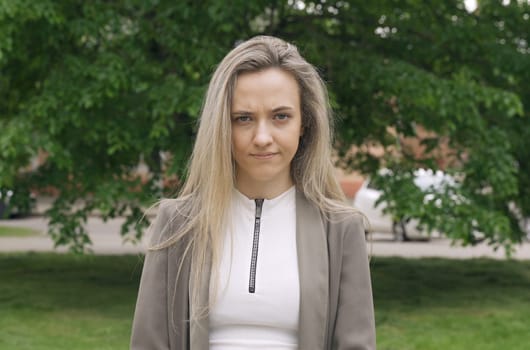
[131,36,375,350]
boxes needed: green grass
[0,253,144,350]
[372,257,530,350]
[0,253,529,349]
[0,225,40,237]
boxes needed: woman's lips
[251,152,277,159]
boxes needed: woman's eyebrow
[231,110,252,115]
[232,106,294,115]
[272,106,294,112]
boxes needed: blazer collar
[189,190,329,350]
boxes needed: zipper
[248,198,264,293]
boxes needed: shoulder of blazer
[149,197,194,247]
[326,210,367,238]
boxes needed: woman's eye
[274,113,289,121]
[234,115,251,122]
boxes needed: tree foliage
[1,0,528,252]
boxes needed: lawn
[372,257,530,350]
[0,225,40,237]
[0,253,529,350]
[0,253,144,350]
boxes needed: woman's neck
[235,178,294,200]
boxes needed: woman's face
[231,67,302,196]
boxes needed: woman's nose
[253,121,273,147]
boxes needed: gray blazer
[131,191,376,349]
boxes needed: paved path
[0,217,148,255]
[367,233,530,260]
[1,217,529,260]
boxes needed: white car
[353,169,453,241]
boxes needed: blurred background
[1,0,530,249]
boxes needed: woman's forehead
[231,68,300,112]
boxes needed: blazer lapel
[189,249,211,350]
[296,191,329,349]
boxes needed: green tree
[1,0,528,252]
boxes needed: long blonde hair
[153,35,352,320]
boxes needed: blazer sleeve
[333,213,376,350]
[130,201,174,350]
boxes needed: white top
[209,186,300,350]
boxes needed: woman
[131,36,375,350]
